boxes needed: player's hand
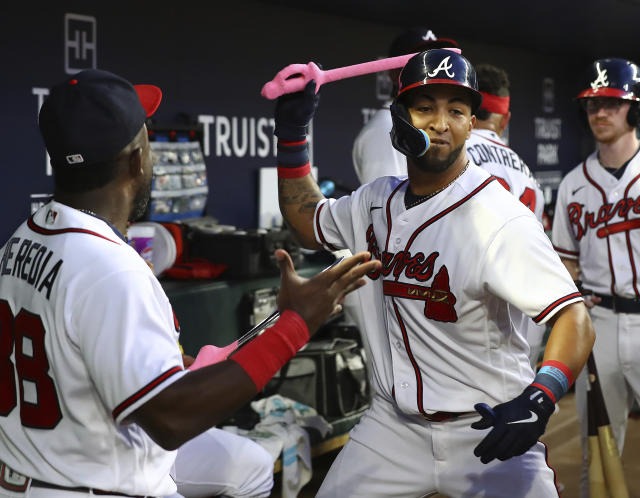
[471,385,555,464]
[275,249,380,335]
[274,80,320,140]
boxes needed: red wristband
[277,163,311,178]
[230,310,309,391]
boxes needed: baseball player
[274,49,594,497]
[352,27,459,185]
[467,63,547,369]
[552,57,640,498]
[0,69,380,497]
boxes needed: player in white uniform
[0,69,380,498]
[467,63,547,370]
[352,27,459,185]
[552,57,640,498]
[273,49,594,497]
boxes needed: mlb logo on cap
[66,154,85,165]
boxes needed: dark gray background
[1,1,637,242]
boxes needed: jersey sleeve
[313,197,355,252]
[551,176,580,260]
[71,269,186,424]
[480,214,582,324]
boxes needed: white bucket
[128,222,177,276]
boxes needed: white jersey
[0,201,186,495]
[552,150,640,298]
[352,103,407,185]
[467,129,547,367]
[467,129,544,221]
[313,164,581,414]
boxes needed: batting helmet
[390,49,482,158]
[576,58,640,127]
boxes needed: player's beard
[412,143,464,173]
[129,175,152,222]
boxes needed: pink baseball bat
[261,48,462,100]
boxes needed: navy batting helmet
[577,58,640,127]
[390,49,482,158]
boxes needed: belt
[594,293,640,314]
[421,410,475,422]
[30,478,154,497]
[0,462,152,497]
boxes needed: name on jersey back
[0,237,62,299]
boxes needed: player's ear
[128,147,144,178]
[467,115,476,138]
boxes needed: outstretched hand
[471,386,555,464]
[275,249,380,334]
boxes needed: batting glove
[274,79,320,140]
[471,385,555,464]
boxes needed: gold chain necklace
[405,160,470,210]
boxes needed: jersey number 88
[0,300,62,429]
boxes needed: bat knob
[261,81,278,100]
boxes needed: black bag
[265,338,370,420]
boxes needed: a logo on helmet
[427,56,455,78]
[422,30,437,41]
[590,62,609,90]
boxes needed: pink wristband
[230,310,309,391]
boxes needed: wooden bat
[586,353,629,498]
[260,48,462,100]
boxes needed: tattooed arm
[278,175,325,249]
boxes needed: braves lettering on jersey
[314,164,581,414]
[0,201,186,496]
[467,129,544,221]
[552,150,640,298]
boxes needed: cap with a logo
[38,69,162,168]
[388,27,459,58]
[576,58,640,101]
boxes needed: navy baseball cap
[389,27,459,57]
[38,69,162,168]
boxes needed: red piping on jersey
[112,366,183,420]
[401,176,496,274]
[315,202,338,251]
[471,131,508,148]
[533,292,582,323]
[623,172,640,298]
[582,161,617,296]
[27,216,121,245]
[391,297,426,415]
[553,245,579,257]
[384,179,409,253]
